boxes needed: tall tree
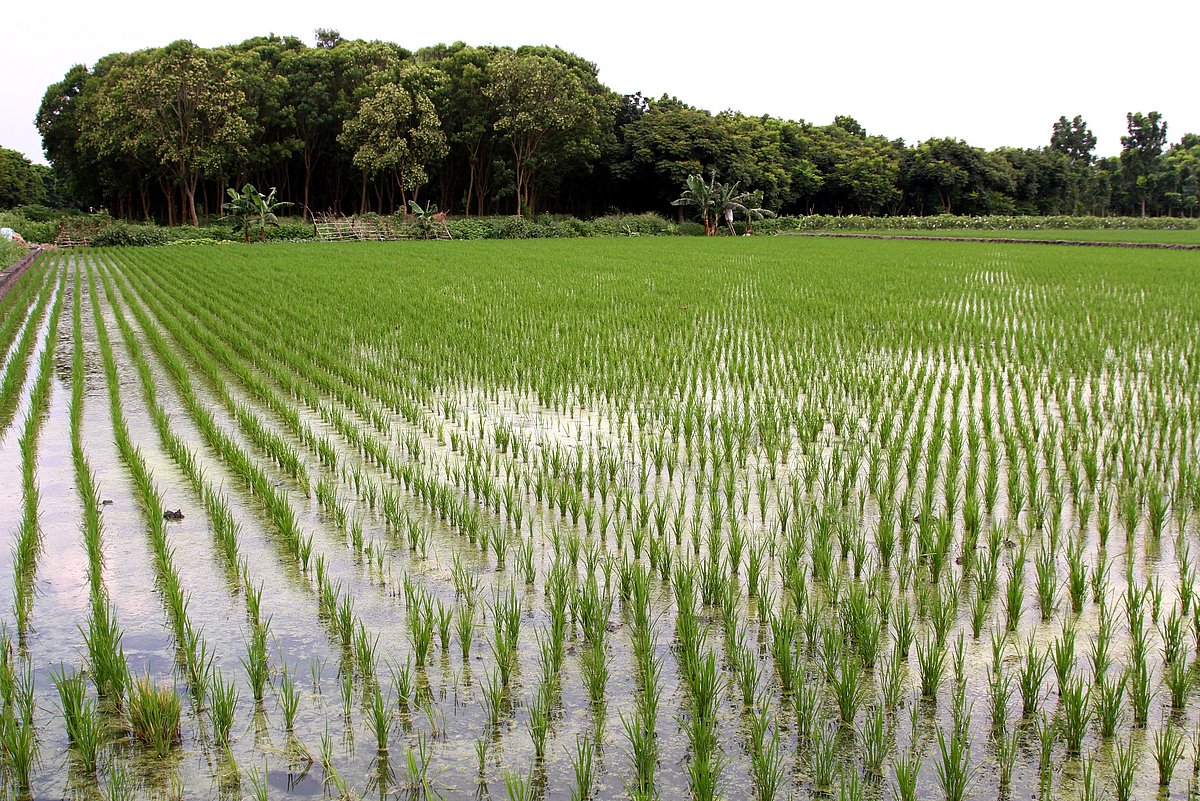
[88,41,252,225]
[339,66,447,213]
[485,50,612,215]
[1120,111,1168,216]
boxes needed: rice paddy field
[0,237,1198,801]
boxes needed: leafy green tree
[902,138,1013,214]
[485,50,613,215]
[1161,134,1200,216]
[1120,111,1168,216]
[422,43,503,215]
[88,41,252,225]
[338,66,447,213]
[0,148,50,209]
[1049,115,1097,214]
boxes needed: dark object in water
[163,509,185,521]
[102,499,114,506]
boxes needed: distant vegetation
[13,33,1196,224]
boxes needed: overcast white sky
[4,0,1197,165]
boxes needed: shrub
[91,221,170,247]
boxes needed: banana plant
[223,184,292,242]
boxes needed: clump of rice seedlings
[408,593,434,667]
[684,650,724,801]
[892,737,922,801]
[1066,537,1088,613]
[1050,619,1077,695]
[892,597,915,658]
[0,706,38,789]
[1164,656,1190,709]
[1004,554,1025,632]
[1036,711,1056,796]
[480,668,504,727]
[53,665,102,771]
[503,767,534,801]
[128,673,182,757]
[916,632,946,700]
[435,601,453,654]
[808,721,839,791]
[570,736,595,801]
[245,761,270,801]
[104,761,136,801]
[1035,544,1057,619]
[1059,676,1091,754]
[1094,671,1126,737]
[209,669,239,747]
[242,623,271,703]
[404,733,432,792]
[527,681,552,763]
[748,705,788,801]
[1154,721,1185,787]
[622,703,658,801]
[1126,660,1153,727]
[859,704,891,775]
[995,724,1018,790]
[880,645,906,711]
[1090,608,1113,683]
[1078,752,1100,801]
[1113,733,1138,801]
[367,684,391,753]
[84,599,130,707]
[1017,637,1048,717]
[278,660,300,732]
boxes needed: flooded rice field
[0,237,1197,801]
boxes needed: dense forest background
[6,33,1198,223]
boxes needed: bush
[755,214,1200,234]
[91,221,170,247]
[0,237,26,267]
[0,212,57,245]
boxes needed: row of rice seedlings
[0,255,55,435]
[0,629,38,792]
[96,264,244,579]
[10,260,66,639]
[0,253,50,349]
[85,264,197,748]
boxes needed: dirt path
[784,232,1200,250]
[0,248,41,300]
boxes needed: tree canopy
[27,34,1199,221]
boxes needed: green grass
[806,227,1200,244]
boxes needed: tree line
[24,32,1200,223]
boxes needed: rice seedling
[209,669,239,747]
[1113,733,1138,801]
[128,673,182,757]
[367,684,391,753]
[278,660,300,732]
[570,735,595,801]
[1154,721,1185,787]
